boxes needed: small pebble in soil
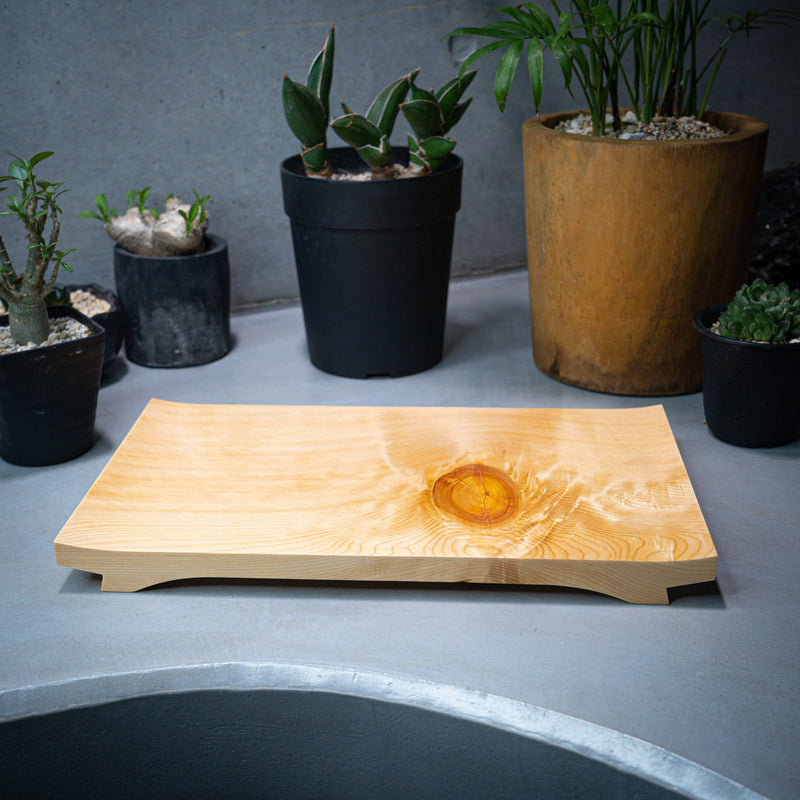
[556,111,727,140]
[0,317,92,355]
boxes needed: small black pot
[281,147,463,378]
[0,306,105,466]
[114,234,231,368]
[64,283,125,369]
[693,305,800,447]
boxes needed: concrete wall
[2,1,798,309]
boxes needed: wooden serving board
[54,400,716,603]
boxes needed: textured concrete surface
[1,271,798,799]
[1,1,798,307]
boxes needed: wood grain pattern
[53,400,717,602]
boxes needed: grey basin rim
[0,660,763,800]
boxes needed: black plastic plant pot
[0,306,105,466]
[113,234,231,368]
[64,283,125,369]
[693,305,800,447]
[281,147,463,378]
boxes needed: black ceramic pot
[113,234,231,368]
[0,306,105,466]
[693,305,800,447]
[64,283,125,369]
[281,147,463,378]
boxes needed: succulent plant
[0,151,76,346]
[282,24,335,178]
[715,279,800,343]
[80,189,211,257]
[400,71,476,174]
[283,24,473,179]
[331,70,419,178]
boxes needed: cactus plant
[714,279,800,343]
[0,151,76,346]
[400,71,476,174]
[79,189,211,257]
[283,24,472,179]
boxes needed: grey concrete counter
[2,271,798,798]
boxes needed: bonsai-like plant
[714,279,800,343]
[446,2,797,135]
[283,24,475,178]
[0,151,76,346]
[79,188,211,257]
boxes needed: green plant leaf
[331,113,384,149]
[28,151,54,169]
[526,37,544,110]
[442,97,473,133]
[365,69,418,136]
[494,38,524,111]
[400,98,443,140]
[306,24,334,118]
[282,76,328,147]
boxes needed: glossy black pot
[114,234,231,368]
[693,305,800,447]
[281,148,462,378]
[0,306,105,466]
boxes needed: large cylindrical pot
[0,306,105,466]
[114,234,231,368]
[693,305,800,447]
[523,110,769,396]
[281,147,462,378]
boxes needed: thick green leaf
[353,140,392,169]
[494,38,524,111]
[400,98,443,140]
[442,97,472,133]
[282,76,328,147]
[417,136,456,159]
[365,69,418,136]
[436,70,476,117]
[331,113,383,149]
[306,24,334,118]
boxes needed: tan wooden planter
[522,110,768,395]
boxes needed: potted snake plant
[79,187,230,368]
[447,2,796,396]
[693,279,800,447]
[0,151,105,466]
[281,24,474,378]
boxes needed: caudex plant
[79,187,211,257]
[0,151,76,346]
[714,279,800,344]
[282,24,475,178]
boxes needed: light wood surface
[54,399,716,602]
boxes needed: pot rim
[692,304,800,349]
[523,109,768,146]
[113,232,227,262]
